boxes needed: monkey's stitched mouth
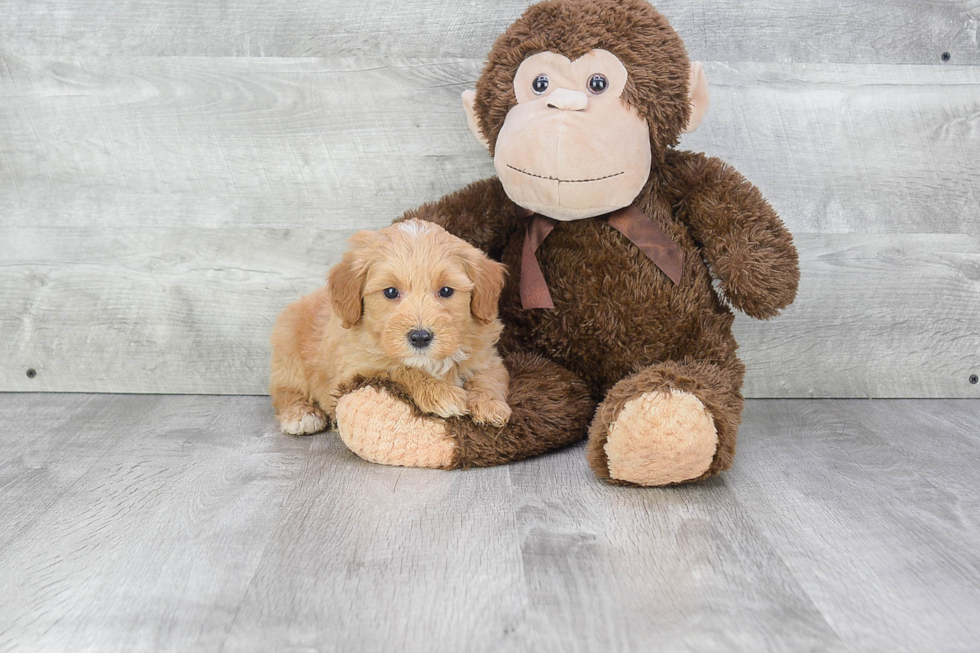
[507,165,624,183]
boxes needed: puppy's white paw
[415,384,469,419]
[278,405,329,435]
[432,402,468,420]
[468,393,511,427]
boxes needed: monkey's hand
[681,155,800,319]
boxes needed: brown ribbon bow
[519,205,684,310]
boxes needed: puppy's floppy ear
[460,248,506,324]
[328,230,377,329]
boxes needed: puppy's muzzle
[407,329,434,350]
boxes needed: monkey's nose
[546,88,589,111]
[408,329,433,349]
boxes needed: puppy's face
[328,220,505,368]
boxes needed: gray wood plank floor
[1,394,978,652]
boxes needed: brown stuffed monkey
[333,0,799,486]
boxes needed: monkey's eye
[588,74,608,94]
[383,287,399,299]
[532,74,549,95]
[438,287,455,298]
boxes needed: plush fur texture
[603,390,717,486]
[474,0,694,162]
[269,220,510,435]
[488,49,653,220]
[334,383,457,469]
[334,0,799,485]
[585,356,745,485]
[337,350,596,469]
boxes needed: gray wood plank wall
[1,1,978,397]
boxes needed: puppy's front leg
[465,357,511,427]
[271,387,330,435]
[384,368,469,419]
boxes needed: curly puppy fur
[339,0,799,484]
[269,220,510,435]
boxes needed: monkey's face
[492,50,652,222]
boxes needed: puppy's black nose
[408,329,433,349]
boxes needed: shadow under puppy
[270,219,511,436]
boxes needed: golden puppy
[269,219,511,435]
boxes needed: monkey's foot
[335,385,456,469]
[598,390,718,486]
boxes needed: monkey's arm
[677,154,799,319]
[396,177,519,258]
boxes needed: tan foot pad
[604,390,717,486]
[335,386,456,469]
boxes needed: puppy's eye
[438,287,454,298]
[588,73,608,94]
[383,287,399,299]
[532,75,549,95]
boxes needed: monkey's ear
[462,90,491,150]
[683,62,710,133]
